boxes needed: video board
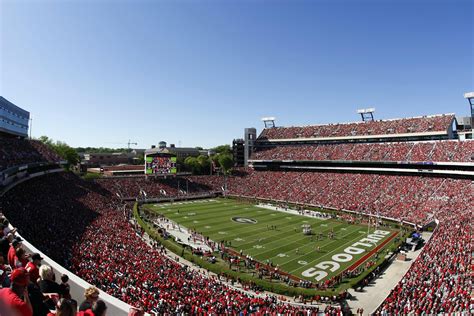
[145,154,177,174]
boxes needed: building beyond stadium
[0,96,30,138]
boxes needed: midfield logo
[232,217,258,224]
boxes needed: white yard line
[256,203,330,221]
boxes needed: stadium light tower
[261,116,276,128]
[357,108,376,122]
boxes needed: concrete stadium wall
[19,236,131,315]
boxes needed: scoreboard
[145,154,177,174]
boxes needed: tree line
[37,136,234,174]
[181,145,233,175]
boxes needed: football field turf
[145,198,398,283]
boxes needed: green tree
[38,135,53,147]
[211,154,219,167]
[184,156,201,174]
[38,136,80,169]
[183,155,213,175]
[217,154,233,174]
[212,145,232,155]
[197,155,211,174]
[54,141,80,166]
[176,156,186,172]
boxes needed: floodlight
[261,116,276,128]
[357,107,376,121]
[357,108,375,114]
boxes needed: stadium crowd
[0,173,340,315]
[0,138,61,171]
[0,130,471,314]
[0,170,471,314]
[258,114,454,140]
[0,198,114,315]
[376,211,472,315]
[252,140,474,162]
[95,177,215,199]
[191,171,473,315]
[214,169,471,226]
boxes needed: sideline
[256,203,330,220]
[346,231,433,314]
[152,217,213,252]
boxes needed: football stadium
[0,93,472,315]
[1,1,473,315]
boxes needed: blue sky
[1,0,472,149]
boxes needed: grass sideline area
[139,198,401,291]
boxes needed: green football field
[144,198,398,283]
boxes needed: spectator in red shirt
[0,268,33,316]
[13,248,29,269]
[25,253,43,284]
[7,237,22,268]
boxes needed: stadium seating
[0,138,61,171]
[377,212,472,314]
[87,169,474,314]
[213,169,471,224]
[0,173,336,314]
[258,114,455,140]
[190,170,472,315]
[252,140,474,163]
[0,116,471,314]
[94,177,215,199]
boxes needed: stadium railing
[19,236,131,315]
